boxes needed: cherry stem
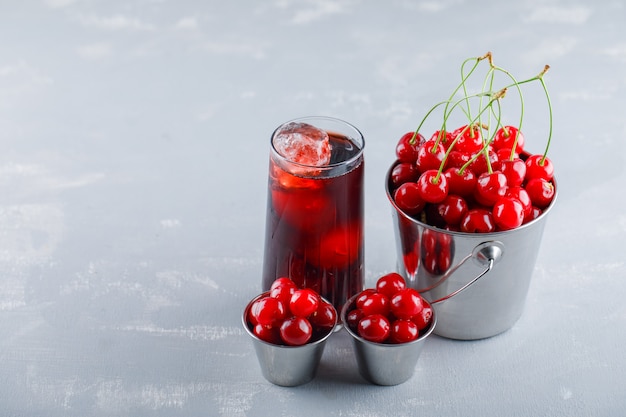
[410,100,451,145]
[538,66,553,164]
[435,88,506,181]
[436,53,491,148]
[458,93,504,175]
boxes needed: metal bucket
[386,163,557,340]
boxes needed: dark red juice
[262,131,364,311]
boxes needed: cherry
[525,206,543,223]
[505,186,532,220]
[280,316,313,346]
[391,162,419,188]
[393,182,426,215]
[525,154,554,181]
[444,167,477,197]
[389,319,419,343]
[270,277,297,291]
[475,171,507,206]
[451,124,483,154]
[429,130,454,150]
[412,305,433,331]
[308,221,361,269]
[309,300,337,331]
[416,139,447,173]
[467,147,498,176]
[446,150,471,169]
[459,208,496,233]
[525,178,555,208]
[395,131,423,163]
[269,277,297,305]
[497,158,526,187]
[346,308,364,331]
[417,170,449,203]
[435,194,468,226]
[253,323,282,344]
[356,289,377,310]
[493,196,525,230]
[493,126,525,154]
[250,296,287,327]
[496,147,519,161]
[270,284,296,307]
[289,289,320,318]
[375,272,407,299]
[390,288,424,320]
[358,314,391,343]
[359,292,390,317]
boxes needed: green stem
[435,88,507,181]
[538,66,553,163]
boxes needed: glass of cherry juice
[261,116,365,314]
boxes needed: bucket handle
[430,241,504,305]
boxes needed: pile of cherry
[390,124,555,232]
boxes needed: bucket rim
[385,159,558,237]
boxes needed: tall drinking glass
[261,116,365,312]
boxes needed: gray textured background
[0,1,624,416]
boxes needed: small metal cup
[242,292,336,387]
[341,294,437,386]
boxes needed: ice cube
[273,122,332,167]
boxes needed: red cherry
[289,289,320,318]
[459,208,496,233]
[492,196,525,230]
[435,194,469,226]
[417,170,449,203]
[467,147,498,176]
[446,150,471,169]
[429,130,454,150]
[497,158,527,187]
[250,296,287,327]
[475,171,507,206]
[416,139,447,173]
[393,182,426,215]
[525,206,543,223]
[309,300,337,331]
[506,186,532,220]
[270,277,297,291]
[493,126,525,154]
[412,305,433,331]
[359,292,390,317]
[390,288,424,320]
[391,162,419,188]
[308,221,361,269]
[357,314,391,343]
[253,324,282,344]
[444,167,477,197]
[346,308,364,331]
[496,147,519,161]
[375,272,407,299]
[525,154,554,181]
[451,124,483,154]
[395,131,424,163]
[525,178,555,208]
[355,289,377,310]
[389,319,420,343]
[270,283,296,306]
[280,316,313,346]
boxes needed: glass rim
[270,116,365,170]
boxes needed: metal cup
[341,294,437,386]
[242,292,336,386]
